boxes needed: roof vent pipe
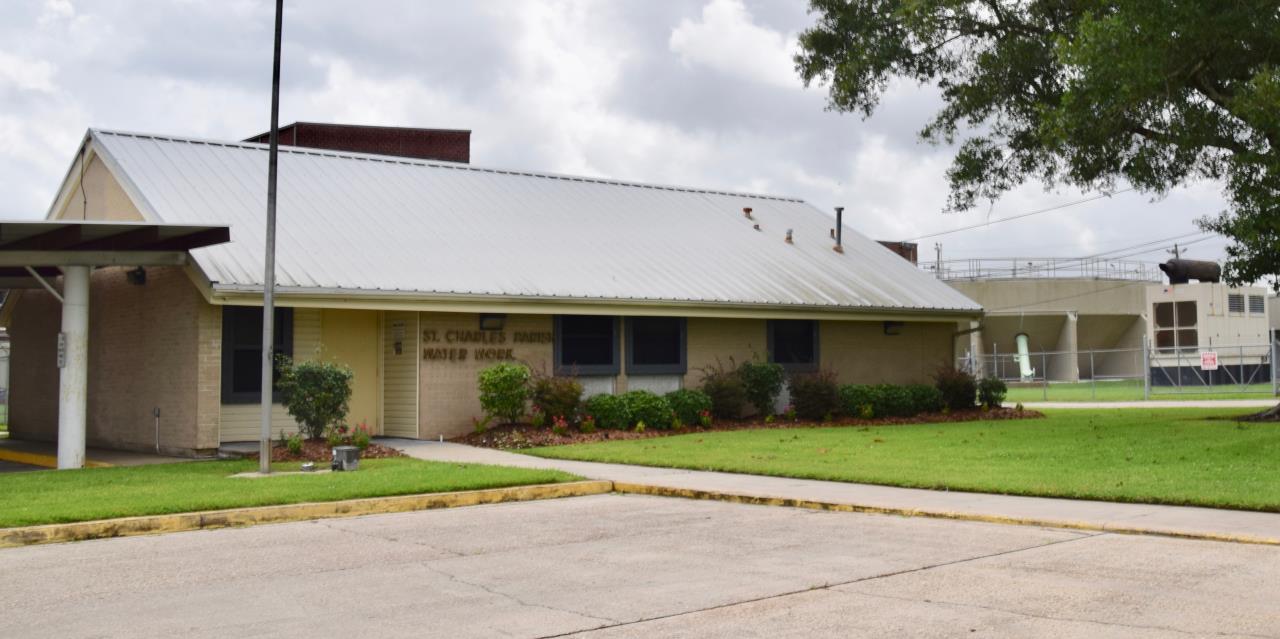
[785,228,794,244]
[743,207,753,219]
[834,206,845,253]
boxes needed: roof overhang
[207,285,983,322]
[0,221,230,286]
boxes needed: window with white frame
[1153,301,1197,353]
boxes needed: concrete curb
[0,448,111,469]
[0,480,612,548]
[612,482,1280,547]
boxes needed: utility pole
[259,0,283,475]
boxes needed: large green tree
[796,1,1280,288]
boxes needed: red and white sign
[1200,351,1219,371]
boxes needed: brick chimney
[244,122,470,163]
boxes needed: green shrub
[934,367,977,411]
[699,361,748,420]
[906,384,944,414]
[788,370,840,420]
[276,356,354,440]
[583,394,631,430]
[838,384,877,418]
[621,390,674,430]
[873,384,915,417]
[285,432,303,455]
[665,389,713,425]
[738,359,785,415]
[530,374,583,421]
[477,362,531,424]
[978,376,1008,408]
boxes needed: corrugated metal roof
[88,129,981,314]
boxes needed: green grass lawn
[1005,379,1276,402]
[527,408,1280,511]
[0,457,579,528]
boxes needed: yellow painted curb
[0,480,612,548]
[0,448,111,469]
[612,482,1280,547]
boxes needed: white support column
[57,265,90,469]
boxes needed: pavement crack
[310,519,466,557]
[416,561,620,627]
[535,531,1108,638]
[837,589,1279,639]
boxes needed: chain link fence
[959,341,1279,402]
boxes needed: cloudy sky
[1,0,1232,267]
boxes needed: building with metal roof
[3,127,981,458]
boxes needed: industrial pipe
[1014,332,1035,382]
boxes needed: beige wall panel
[418,312,553,439]
[820,320,953,385]
[318,309,380,432]
[218,308,321,442]
[9,267,219,455]
[382,311,419,438]
[683,318,766,388]
[950,279,1147,315]
[54,155,144,222]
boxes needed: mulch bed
[242,439,407,463]
[455,407,1045,450]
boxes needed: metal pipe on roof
[834,207,844,253]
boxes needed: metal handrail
[919,257,1163,282]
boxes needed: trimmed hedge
[789,370,840,420]
[906,384,944,413]
[620,390,674,430]
[583,393,630,430]
[839,383,945,419]
[665,389,712,426]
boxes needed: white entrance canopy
[0,220,231,468]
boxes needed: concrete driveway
[1,494,1276,638]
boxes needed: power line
[904,188,1135,242]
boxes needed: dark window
[626,317,686,375]
[222,306,293,403]
[555,315,618,375]
[768,320,818,372]
[1152,301,1197,353]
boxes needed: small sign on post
[1200,351,1219,371]
[56,332,66,369]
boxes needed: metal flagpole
[259,0,284,475]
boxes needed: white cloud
[0,0,1233,268]
[0,51,57,93]
[669,0,798,89]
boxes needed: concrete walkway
[388,439,1280,544]
[1024,399,1276,409]
[0,438,194,468]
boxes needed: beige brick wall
[8,266,220,455]
[683,317,767,388]
[418,312,553,439]
[820,320,954,384]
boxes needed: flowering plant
[551,414,570,436]
[530,405,547,428]
[783,404,797,421]
[698,409,713,428]
[579,415,597,434]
